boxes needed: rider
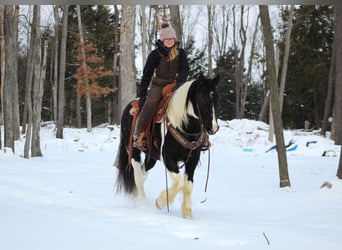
[133,23,189,149]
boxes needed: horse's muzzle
[208,123,219,135]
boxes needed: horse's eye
[210,91,214,98]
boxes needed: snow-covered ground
[1,119,341,250]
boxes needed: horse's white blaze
[156,172,183,209]
[131,159,146,198]
[182,174,193,219]
[211,106,219,133]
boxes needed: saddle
[129,81,177,153]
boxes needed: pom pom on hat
[160,23,177,41]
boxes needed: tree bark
[260,5,291,188]
[118,5,136,119]
[112,5,120,124]
[23,7,35,158]
[76,5,92,132]
[207,5,214,77]
[241,13,260,118]
[53,5,59,125]
[31,5,43,157]
[333,5,342,145]
[321,32,335,137]
[56,5,69,139]
[0,6,4,149]
[12,5,20,141]
[169,5,182,47]
[279,5,294,115]
[3,5,18,152]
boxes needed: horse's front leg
[182,173,193,219]
[156,172,183,209]
[131,158,147,198]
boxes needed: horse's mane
[166,80,195,131]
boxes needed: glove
[138,96,146,109]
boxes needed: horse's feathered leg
[156,172,183,209]
[182,173,193,218]
[131,158,147,198]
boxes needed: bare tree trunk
[169,5,182,47]
[241,13,260,117]
[259,89,270,122]
[31,40,48,157]
[140,5,147,67]
[336,5,342,179]
[56,5,69,139]
[207,5,214,77]
[76,5,92,132]
[260,5,290,188]
[53,5,59,125]
[213,6,230,58]
[321,34,335,137]
[337,146,342,179]
[23,9,34,158]
[233,6,247,119]
[12,5,20,141]
[3,5,18,152]
[31,6,44,157]
[279,5,294,115]
[148,5,158,53]
[267,44,281,142]
[112,5,120,125]
[0,6,4,149]
[118,5,136,119]
[334,4,342,145]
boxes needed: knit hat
[160,23,177,41]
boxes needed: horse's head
[190,74,220,135]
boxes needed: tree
[169,5,182,47]
[281,6,334,129]
[259,5,290,188]
[334,4,342,146]
[52,5,59,125]
[215,48,237,121]
[56,5,69,139]
[76,5,92,132]
[0,6,4,150]
[207,5,214,77]
[3,5,20,153]
[118,5,136,118]
[30,6,47,157]
[74,41,116,124]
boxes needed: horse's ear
[212,74,220,86]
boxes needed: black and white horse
[115,74,220,218]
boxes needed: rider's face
[163,38,176,48]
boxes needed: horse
[114,74,220,218]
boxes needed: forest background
[0,5,341,178]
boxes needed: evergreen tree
[184,36,207,80]
[66,5,116,126]
[214,48,237,120]
[279,5,334,129]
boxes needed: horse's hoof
[155,197,165,209]
[182,208,193,219]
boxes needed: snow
[1,119,341,250]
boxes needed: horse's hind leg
[131,150,146,198]
[156,172,183,209]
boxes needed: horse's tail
[115,101,137,195]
